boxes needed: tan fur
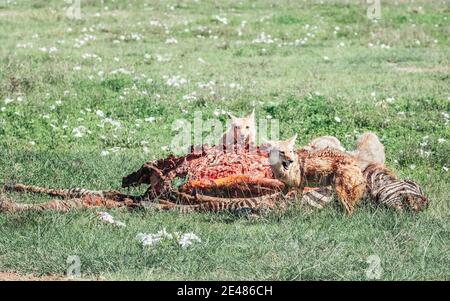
[220,109,256,149]
[350,132,385,170]
[267,134,303,188]
[302,132,385,171]
[268,136,366,215]
[302,135,345,152]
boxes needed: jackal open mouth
[282,160,293,171]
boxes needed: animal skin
[362,163,428,211]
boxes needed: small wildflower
[136,233,162,247]
[165,75,187,87]
[72,126,89,138]
[165,37,178,44]
[179,233,201,249]
[97,212,126,227]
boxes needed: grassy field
[0,0,449,280]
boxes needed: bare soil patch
[0,272,100,281]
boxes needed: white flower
[145,116,155,123]
[323,56,330,61]
[409,164,416,170]
[438,138,446,144]
[40,47,58,53]
[100,150,110,156]
[228,83,242,90]
[419,149,430,158]
[102,117,121,129]
[334,116,341,123]
[136,233,162,247]
[155,54,171,62]
[114,221,126,227]
[165,75,187,87]
[165,37,178,44]
[149,20,162,27]
[252,32,274,44]
[443,166,449,172]
[214,15,228,25]
[4,98,13,105]
[182,92,197,101]
[97,212,126,227]
[72,126,89,138]
[96,110,105,117]
[98,211,115,223]
[110,146,122,153]
[178,233,201,249]
[136,229,201,249]
[110,68,131,75]
[157,228,173,240]
[136,228,171,247]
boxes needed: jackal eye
[245,126,249,129]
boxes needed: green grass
[0,0,449,280]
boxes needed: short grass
[0,0,449,280]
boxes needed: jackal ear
[247,108,255,120]
[287,134,297,147]
[227,112,237,120]
[260,138,276,151]
[261,138,272,146]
